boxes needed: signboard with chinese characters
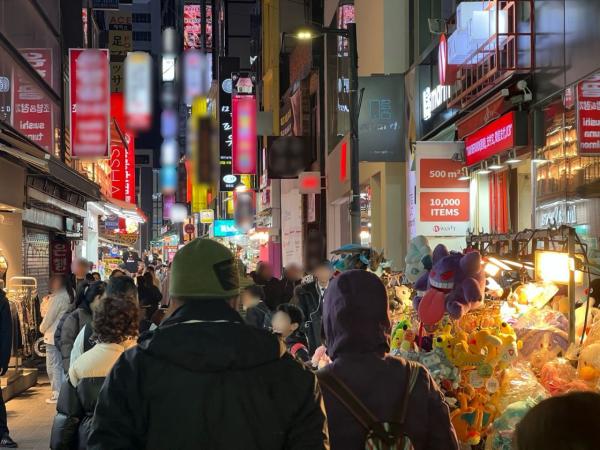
[14,49,54,152]
[414,141,470,237]
[464,111,527,166]
[218,57,240,191]
[358,74,405,162]
[577,73,600,156]
[70,49,110,158]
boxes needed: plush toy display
[414,244,486,325]
[578,343,600,387]
[405,235,432,283]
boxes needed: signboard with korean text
[464,111,527,166]
[577,73,600,156]
[218,57,240,191]
[50,238,72,276]
[14,49,54,152]
[70,49,110,158]
[358,74,405,161]
[415,141,470,237]
[232,95,257,174]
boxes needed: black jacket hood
[137,299,286,372]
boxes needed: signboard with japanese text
[464,111,527,166]
[70,49,110,158]
[106,10,132,92]
[577,73,600,156]
[358,75,405,162]
[232,95,257,174]
[218,57,240,191]
[415,141,470,237]
[14,49,54,152]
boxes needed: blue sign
[92,0,119,9]
[213,220,241,238]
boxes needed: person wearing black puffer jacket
[50,296,139,450]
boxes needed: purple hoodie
[321,270,459,450]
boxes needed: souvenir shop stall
[378,227,600,449]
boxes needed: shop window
[534,79,600,265]
[0,0,61,94]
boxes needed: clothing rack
[6,277,39,367]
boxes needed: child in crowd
[241,285,272,330]
[272,303,310,363]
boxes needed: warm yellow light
[535,251,584,284]
[484,262,500,277]
[296,30,314,40]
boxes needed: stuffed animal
[394,285,413,309]
[578,343,600,386]
[390,319,410,352]
[419,347,460,390]
[405,235,432,283]
[451,391,495,445]
[414,244,486,325]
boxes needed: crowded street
[2,0,600,449]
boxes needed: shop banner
[232,95,257,174]
[414,141,470,237]
[14,49,54,153]
[281,179,303,267]
[577,73,600,156]
[464,112,515,166]
[213,219,240,237]
[70,49,110,158]
[50,239,72,276]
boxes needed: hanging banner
[14,49,54,152]
[124,52,152,131]
[70,49,110,158]
[414,141,470,237]
[577,73,600,156]
[232,95,257,174]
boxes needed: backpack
[317,362,420,450]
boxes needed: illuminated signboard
[213,219,240,237]
[232,94,257,174]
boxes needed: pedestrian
[69,275,139,366]
[59,280,106,372]
[319,270,458,450]
[515,391,600,450]
[293,261,333,355]
[50,296,139,450]
[251,261,284,311]
[0,287,16,448]
[109,269,125,279]
[137,271,162,321]
[145,265,161,290]
[241,284,271,330]
[272,303,310,363]
[39,275,74,404]
[281,264,303,303]
[91,272,102,282]
[71,258,90,291]
[88,239,329,449]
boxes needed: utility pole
[347,23,361,244]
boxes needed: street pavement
[6,377,53,450]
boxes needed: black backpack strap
[392,361,420,426]
[317,369,387,436]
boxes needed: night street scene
[2,0,600,449]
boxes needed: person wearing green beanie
[89,238,329,450]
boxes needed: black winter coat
[293,282,324,355]
[60,308,92,372]
[87,299,329,450]
[0,291,12,372]
[244,301,272,330]
[50,377,104,450]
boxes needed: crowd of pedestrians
[8,243,596,449]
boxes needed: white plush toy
[404,235,432,283]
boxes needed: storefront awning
[90,199,146,223]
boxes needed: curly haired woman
[50,296,139,450]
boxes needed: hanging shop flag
[232,95,257,174]
[14,49,54,152]
[70,48,110,158]
[577,73,600,156]
[412,141,470,238]
[124,52,152,131]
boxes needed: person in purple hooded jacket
[320,270,459,450]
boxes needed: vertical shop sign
[415,141,470,237]
[14,49,53,152]
[183,4,202,50]
[218,57,240,191]
[124,52,152,131]
[232,95,257,174]
[70,49,110,158]
[106,10,132,92]
[50,238,72,276]
[577,73,600,156]
[109,93,135,203]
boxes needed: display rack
[6,277,39,366]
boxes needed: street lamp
[286,23,362,244]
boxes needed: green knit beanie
[169,238,240,299]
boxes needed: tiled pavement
[6,377,53,450]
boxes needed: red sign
[340,141,348,182]
[50,239,72,276]
[439,34,448,85]
[577,73,600,155]
[419,191,470,222]
[70,49,110,158]
[232,95,257,174]
[419,158,468,189]
[13,49,53,152]
[109,93,136,204]
[464,111,515,166]
[298,171,321,194]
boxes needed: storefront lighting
[535,250,583,285]
[488,156,504,170]
[457,167,471,181]
[478,162,491,175]
[506,150,521,164]
[359,230,371,240]
[234,183,248,192]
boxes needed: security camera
[516,80,532,102]
[516,80,528,91]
